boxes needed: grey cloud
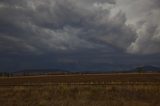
[128,23,160,54]
[119,0,160,54]
[0,0,137,54]
[1,0,159,55]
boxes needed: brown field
[1,73,160,85]
[0,73,160,106]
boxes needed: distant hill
[13,69,71,76]
[131,65,160,73]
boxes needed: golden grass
[0,84,160,106]
[0,73,160,106]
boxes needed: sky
[0,0,160,72]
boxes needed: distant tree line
[0,72,13,77]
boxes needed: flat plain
[0,73,160,106]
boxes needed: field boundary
[1,82,160,86]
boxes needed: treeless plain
[0,73,160,106]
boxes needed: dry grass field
[0,73,160,106]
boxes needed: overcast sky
[0,0,160,72]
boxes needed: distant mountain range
[1,65,160,77]
[1,65,159,77]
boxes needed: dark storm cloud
[0,0,137,54]
[0,0,160,72]
[0,0,160,55]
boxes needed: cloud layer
[0,0,160,55]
